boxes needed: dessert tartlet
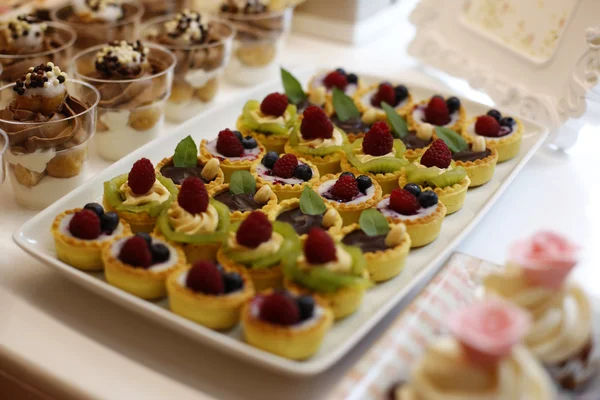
[51,203,131,270]
[307,68,363,116]
[462,109,524,163]
[392,299,555,399]
[156,135,224,191]
[407,95,466,133]
[250,152,319,201]
[103,158,178,233]
[284,228,370,320]
[449,133,498,187]
[267,187,343,238]
[72,40,176,161]
[315,173,382,226]
[241,290,333,360]
[354,82,413,120]
[338,210,411,282]
[220,1,295,86]
[210,170,278,221]
[483,232,595,390]
[103,233,186,299]
[400,139,470,215]
[167,260,254,330]
[237,92,299,154]
[377,185,446,248]
[51,0,144,51]
[0,14,76,85]
[154,176,230,263]
[341,122,408,195]
[141,10,235,122]
[0,62,99,209]
[200,128,266,182]
[284,106,349,175]
[217,211,300,291]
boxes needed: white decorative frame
[408,0,600,129]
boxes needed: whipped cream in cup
[72,42,176,161]
[51,0,144,52]
[141,13,235,122]
[0,78,100,209]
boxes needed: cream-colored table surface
[2,4,600,399]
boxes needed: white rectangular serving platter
[13,68,549,377]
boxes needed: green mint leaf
[434,126,468,152]
[173,136,198,168]
[229,171,256,195]
[281,67,307,105]
[299,187,327,216]
[359,209,390,237]
[381,102,408,138]
[332,87,361,121]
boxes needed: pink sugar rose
[447,299,531,367]
[509,231,578,290]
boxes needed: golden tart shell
[399,172,470,215]
[283,140,344,176]
[340,156,404,196]
[200,138,266,183]
[217,248,284,292]
[102,197,157,234]
[407,99,466,133]
[353,83,414,118]
[250,157,321,202]
[454,145,499,187]
[461,117,524,163]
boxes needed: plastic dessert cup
[72,43,176,161]
[50,1,143,52]
[141,16,235,122]
[0,128,7,185]
[139,0,191,21]
[221,7,293,86]
[0,80,99,209]
[0,22,76,87]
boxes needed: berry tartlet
[210,171,278,221]
[154,177,230,263]
[400,140,470,215]
[407,95,466,133]
[236,92,299,154]
[338,210,411,282]
[284,106,349,175]
[393,299,554,400]
[103,158,178,233]
[284,228,371,320]
[250,152,320,201]
[51,203,131,270]
[377,186,446,248]
[315,173,382,226]
[167,260,254,330]
[217,211,300,292]
[462,109,523,163]
[341,122,408,195]
[200,128,266,182]
[102,233,186,299]
[307,68,363,116]
[483,232,594,390]
[241,290,333,360]
[267,187,343,239]
[354,82,413,121]
[156,136,224,191]
[448,133,498,187]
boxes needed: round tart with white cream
[103,158,178,233]
[307,68,363,116]
[462,109,523,163]
[354,82,413,121]
[154,176,230,263]
[407,95,466,133]
[51,203,131,270]
[102,232,186,300]
[217,211,300,291]
[377,185,446,248]
[167,260,255,331]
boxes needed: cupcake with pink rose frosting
[483,231,594,390]
[393,299,555,400]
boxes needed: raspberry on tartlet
[251,153,320,201]
[408,95,465,133]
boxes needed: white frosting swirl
[167,202,219,235]
[398,337,554,400]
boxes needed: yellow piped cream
[120,180,170,206]
[299,127,344,149]
[297,245,352,273]
[227,231,283,257]
[250,109,292,126]
[168,202,219,235]
[357,148,396,163]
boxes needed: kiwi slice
[344,139,407,174]
[429,166,467,188]
[288,127,348,156]
[104,174,178,216]
[156,199,230,244]
[240,100,297,136]
[406,165,442,185]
